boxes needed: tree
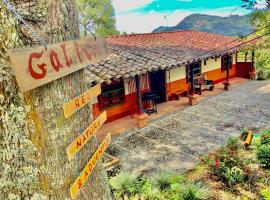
[241,0,270,79]
[77,0,119,37]
[0,0,112,199]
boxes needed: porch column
[188,63,198,106]
[223,54,230,91]
[249,50,256,80]
[134,75,148,128]
[190,63,195,94]
[135,75,143,113]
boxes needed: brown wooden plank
[66,111,107,160]
[70,133,111,199]
[8,37,108,92]
[63,84,101,118]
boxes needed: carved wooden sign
[70,133,111,199]
[66,111,107,160]
[63,84,101,119]
[8,37,108,92]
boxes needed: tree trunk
[0,1,112,199]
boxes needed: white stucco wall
[167,66,186,83]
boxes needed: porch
[96,77,249,141]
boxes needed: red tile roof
[86,30,243,84]
[107,30,241,52]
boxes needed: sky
[111,0,255,33]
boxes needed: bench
[170,90,187,101]
[194,74,214,95]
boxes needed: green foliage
[76,0,119,36]
[260,130,270,145]
[261,189,270,200]
[257,145,270,168]
[240,128,249,141]
[150,170,183,191]
[227,136,240,151]
[179,182,209,200]
[255,50,270,80]
[203,147,248,186]
[109,171,141,198]
[224,166,245,185]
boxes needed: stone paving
[106,81,270,175]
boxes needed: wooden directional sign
[66,112,107,160]
[70,133,111,199]
[8,37,108,92]
[63,84,101,119]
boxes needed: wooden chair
[194,74,214,95]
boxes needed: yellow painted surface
[167,67,186,83]
[201,53,236,73]
[66,111,107,160]
[70,133,111,199]
[63,84,101,118]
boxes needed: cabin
[86,30,254,122]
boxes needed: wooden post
[223,55,230,91]
[249,50,256,80]
[135,75,142,113]
[188,63,198,106]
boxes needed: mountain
[152,14,253,36]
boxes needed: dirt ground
[106,80,270,175]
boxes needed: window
[221,55,233,71]
[204,60,207,66]
[193,62,201,76]
[98,79,125,110]
[186,62,201,83]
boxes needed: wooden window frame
[98,79,125,110]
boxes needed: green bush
[179,182,209,200]
[224,166,245,185]
[255,51,270,80]
[109,171,141,198]
[261,189,270,200]
[260,130,270,145]
[257,145,270,168]
[150,170,182,191]
[227,136,240,151]
[204,147,248,185]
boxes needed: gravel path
[107,81,270,175]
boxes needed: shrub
[260,130,270,145]
[204,147,248,185]
[257,145,270,168]
[261,189,270,200]
[179,182,209,200]
[150,170,182,191]
[109,171,141,198]
[227,136,240,151]
[224,166,245,185]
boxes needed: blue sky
[111,0,253,33]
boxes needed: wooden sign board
[8,37,108,92]
[63,84,101,119]
[66,111,107,160]
[70,133,111,199]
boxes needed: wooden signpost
[8,37,108,92]
[70,133,111,199]
[66,111,107,160]
[8,35,111,199]
[63,84,101,119]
